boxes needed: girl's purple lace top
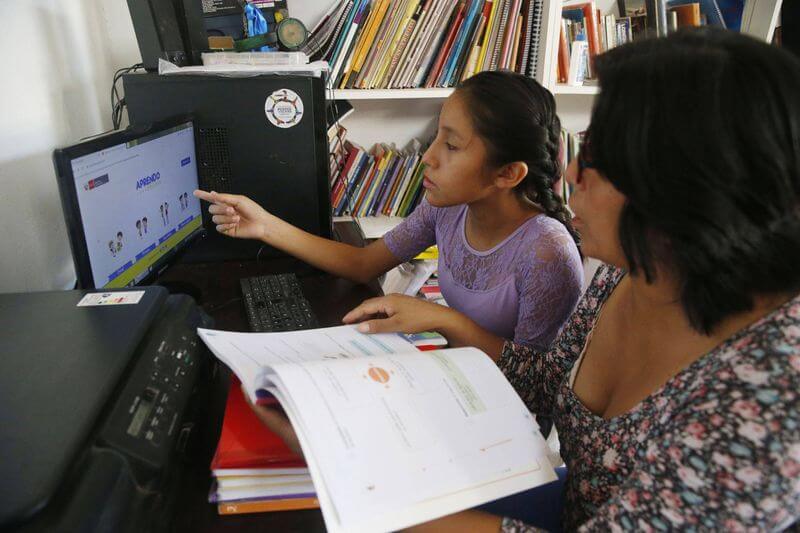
[383,199,584,348]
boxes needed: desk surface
[163,222,379,532]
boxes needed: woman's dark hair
[588,27,800,334]
[456,70,580,246]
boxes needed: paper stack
[210,378,319,515]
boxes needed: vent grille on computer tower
[196,127,232,194]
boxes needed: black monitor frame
[53,115,206,289]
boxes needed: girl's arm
[342,295,506,358]
[195,190,399,284]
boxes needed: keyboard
[240,273,319,332]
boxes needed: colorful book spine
[425,2,465,87]
[340,0,387,88]
[411,0,458,87]
[374,0,422,88]
[378,152,412,214]
[217,496,320,515]
[476,0,501,73]
[399,0,449,87]
[388,0,435,88]
[320,1,355,64]
[489,0,511,70]
[331,1,370,86]
[368,153,402,215]
[365,0,411,88]
[448,0,487,84]
[362,147,395,214]
[355,0,403,88]
[381,1,425,88]
[440,0,484,86]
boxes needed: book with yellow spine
[475,0,499,74]
[340,0,391,88]
[369,0,421,88]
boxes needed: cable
[110,63,144,130]
[256,244,268,267]
[205,296,243,314]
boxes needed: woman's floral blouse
[498,264,799,532]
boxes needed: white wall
[0,0,141,292]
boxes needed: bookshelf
[292,0,784,190]
[331,88,454,99]
[552,83,599,94]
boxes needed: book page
[197,326,418,402]
[270,347,556,533]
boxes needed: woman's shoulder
[669,293,800,423]
[712,295,800,386]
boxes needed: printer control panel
[124,337,197,448]
[99,294,212,472]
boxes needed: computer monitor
[54,117,205,289]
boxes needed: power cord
[111,63,145,130]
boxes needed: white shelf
[330,88,455,100]
[552,84,600,95]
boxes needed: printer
[0,286,212,532]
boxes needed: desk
[162,222,380,532]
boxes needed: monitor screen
[55,118,204,288]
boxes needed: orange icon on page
[367,367,390,384]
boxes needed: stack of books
[331,139,427,217]
[558,0,747,84]
[209,378,319,515]
[198,325,557,532]
[304,0,547,89]
[420,275,448,306]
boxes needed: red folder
[211,377,306,470]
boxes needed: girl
[196,71,583,356]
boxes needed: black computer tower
[123,73,332,262]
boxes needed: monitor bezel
[53,115,206,289]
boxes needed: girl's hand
[243,390,304,457]
[194,189,272,241]
[342,294,452,335]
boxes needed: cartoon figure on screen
[136,219,142,239]
[108,241,116,258]
[115,231,124,252]
[142,216,148,234]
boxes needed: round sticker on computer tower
[265,89,304,128]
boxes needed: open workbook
[197,325,556,533]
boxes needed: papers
[198,326,556,532]
[158,59,330,78]
[381,259,438,296]
[354,215,405,238]
[198,325,418,404]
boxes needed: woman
[260,28,800,531]
[196,71,583,356]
